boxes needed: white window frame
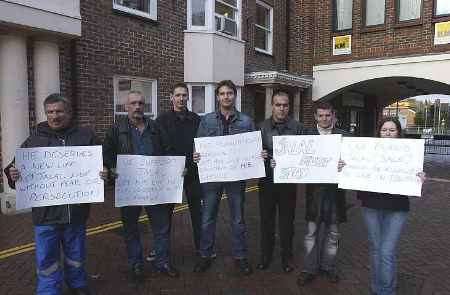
[334,0,353,31]
[397,0,422,22]
[112,0,157,21]
[187,84,215,115]
[364,0,386,27]
[435,0,450,17]
[254,0,273,55]
[113,75,158,120]
[187,0,210,31]
[187,83,242,114]
[187,0,242,40]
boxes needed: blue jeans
[302,222,339,274]
[362,208,408,295]
[121,204,171,269]
[199,181,248,258]
[34,224,87,295]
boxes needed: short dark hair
[313,101,334,114]
[377,117,403,138]
[171,82,188,94]
[271,91,290,104]
[43,93,71,112]
[215,80,237,97]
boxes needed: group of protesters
[5,80,425,295]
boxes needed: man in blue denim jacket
[193,80,255,275]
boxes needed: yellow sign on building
[435,21,450,45]
[333,35,352,55]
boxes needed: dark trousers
[168,174,203,252]
[120,204,171,269]
[184,174,203,251]
[258,180,297,261]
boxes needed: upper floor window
[188,0,242,38]
[215,0,239,36]
[397,0,422,22]
[365,0,385,26]
[113,0,157,20]
[435,0,450,17]
[334,0,353,31]
[113,76,157,120]
[255,1,273,54]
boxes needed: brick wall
[314,0,450,65]
[243,0,289,73]
[74,0,186,138]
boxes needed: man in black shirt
[156,83,203,254]
[258,91,303,273]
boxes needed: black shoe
[281,258,294,273]
[234,258,253,276]
[320,269,339,283]
[157,263,180,278]
[70,287,92,295]
[296,272,315,286]
[256,256,271,270]
[193,257,212,273]
[130,263,144,283]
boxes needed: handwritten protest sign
[194,131,265,183]
[15,146,104,209]
[115,155,185,207]
[273,135,342,183]
[338,137,425,196]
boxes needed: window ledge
[113,4,157,22]
[360,25,386,34]
[432,15,450,23]
[332,29,353,36]
[183,29,246,44]
[255,48,273,56]
[394,19,423,29]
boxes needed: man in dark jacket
[102,90,178,284]
[156,83,202,254]
[258,91,303,273]
[297,102,349,286]
[5,93,97,295]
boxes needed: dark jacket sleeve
[4,161,16,190]
[155,115,175,156]
[3,134,34,190]
[102,126,118,169]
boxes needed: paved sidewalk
[0,155,449,295]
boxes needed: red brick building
[1,0,450,199]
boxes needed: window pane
[192,86,205,113]
[436,0,450,16]
[192,0,207,26]
[255,27,268,50]
[215,16,237,35]
[336,0,352,30]
[114,0,149,13]
[216,1,236,20]
[366,0,385,26]
[221,0,237,8]
[256,4,270,28]
[116,78,152,114]
[399,0,422,21]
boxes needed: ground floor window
[113,75,157,120]
[187,83,241,115]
